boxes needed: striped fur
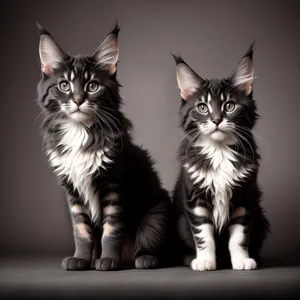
[36,24,174,271]
[172,45,270,271]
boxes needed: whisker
[179,128,199,143]
[98,105,119,112]
[233,133,247,165]
[99,110,124,151]
[92,109,118,148]
[234,124,266,144]
[233,130,255,163]
[185,131,202,163]
[99,108,122,126]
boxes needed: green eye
[224,101,235,112]
[87,81,99,93]
[59,81,71,92]
[197,103,209,114]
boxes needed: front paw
[62,256,91,271]
[191,256,216,271]
[231,258,257,270]
[135,255,160,269]
[95,258,121,271]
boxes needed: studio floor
[0,256,299,300]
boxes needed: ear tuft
[36,21,51,36]
[109,22,120,37]
[171,53,186,66]
[244,41,255,59]
[229,43,255,96]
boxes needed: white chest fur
[47,122,112,222]
[185,139,253,232]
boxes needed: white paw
[191,257,216,271]
[231,258,257,270]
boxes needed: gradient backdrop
[1,0,299,263]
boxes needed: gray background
[1,0,299,263]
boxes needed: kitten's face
[37,24,120,125]
[174,45,258,144]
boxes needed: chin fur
[68,111,91,123]
[209,130,227,141]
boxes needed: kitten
[36,23,173,271]
[172,44,270,271]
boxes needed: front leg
[228,207,257,270]
[62,196,94,271]
[187,203,216,271]
[95,184,124,271]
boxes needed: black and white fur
[36,23,173,271]
[172,45,270,271]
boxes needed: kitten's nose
[73,96,84,107]
[213,119,222,126]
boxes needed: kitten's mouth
[71,109,86,114]
[212,128,224,133]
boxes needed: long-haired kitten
[172,44,270,271]
[36,24,173,271]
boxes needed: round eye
[59,81,71,93]
[224,101,235,112]
[87,81,100,93]
[197,103,209,114]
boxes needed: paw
[135,255,160,269]
[95,258,121,271]
[191,257,216,271]
[232,258,257,270]
[62,256,91,271]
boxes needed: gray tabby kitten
[36,23,173,271]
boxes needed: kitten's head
[173,44,258,144]
[37,23,121,125]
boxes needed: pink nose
[73,97,84,107]
[213,119,222,126]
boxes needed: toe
[191,257,216,271]
[95,258,120,271]
[62,257,90,271]
[135,255,160,269]
[232,258,257,270]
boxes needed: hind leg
[248,208,270,268]
[177,214,196,266]
[135,202,170,269]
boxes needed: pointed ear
[92,24,120,75]
[229,43,255,96]
[172,55,203,101]
[37,22,67,76]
